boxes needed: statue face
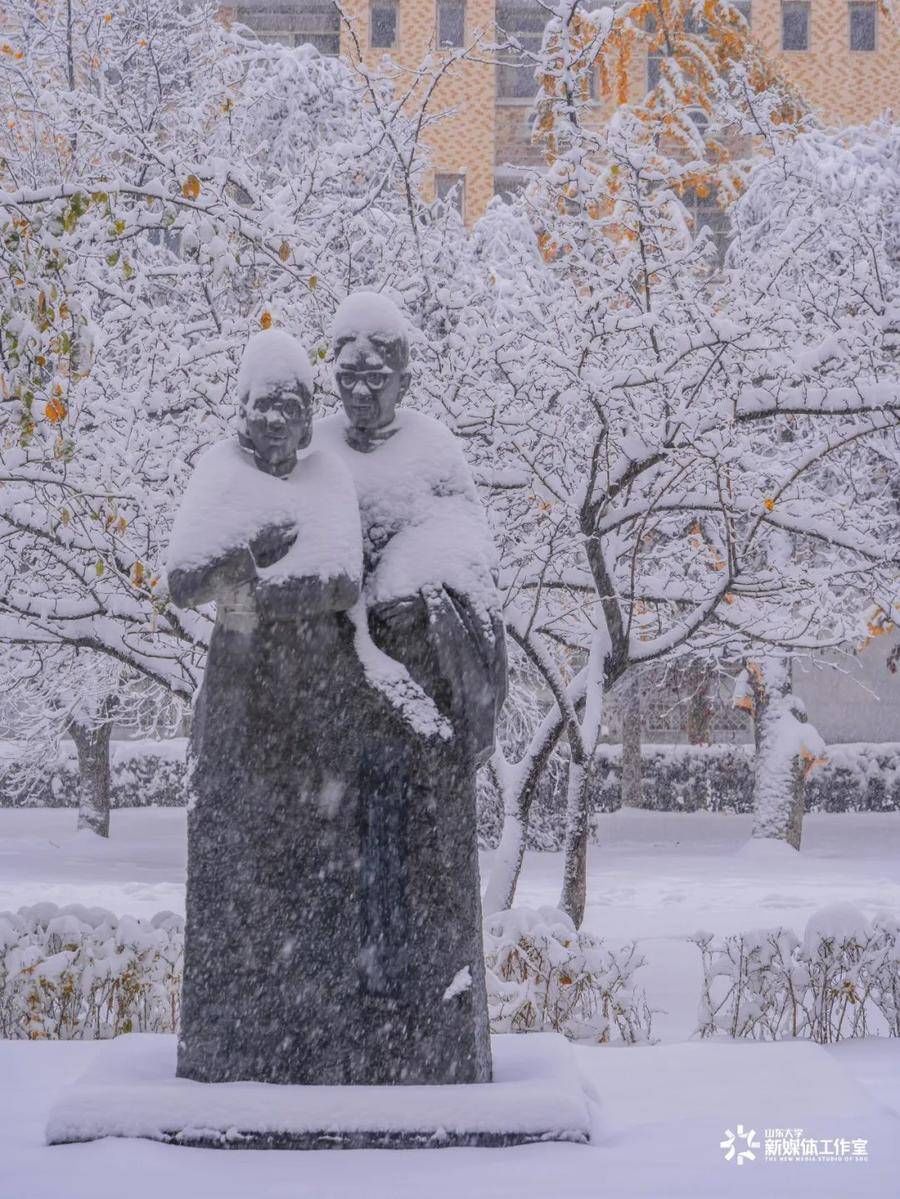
[244,383,312,475]
[335,339,410,433]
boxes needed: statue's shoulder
[396,410,468,468]
[181,439,246,498]
[398,408,456,444]
[191,437,244,474]
[312,411,348,445]
[298,445,355,493]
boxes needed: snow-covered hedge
[693,904,900,1043]
[591,742,900,816]
[0,740,187,808]
[484,907,654,1044]
[479,742,900,848]
[3,738,897,822]
[0,904,183,1039]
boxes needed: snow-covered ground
[1,806,899,1197]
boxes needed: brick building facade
[230,1,898,222]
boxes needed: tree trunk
[482,760,528,915]
[558,756,590,927]
[558,619,610,929]
[619,671,642,808]
[70,718,114,838]
[747,659,824,851]
[685,660,714,745]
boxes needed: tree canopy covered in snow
[1,0,897,883]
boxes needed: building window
[435,173,466,218]
[496,2,549,100]
[688,106,709,141]
[781,2,810,51]
[849,2,876,50]
[494,171,528,203]
[438,0,465,47]
[646,47,663,91]
[370,0,397,48]
[684,186,730,263]
[234,3,340,56]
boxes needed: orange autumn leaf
[45,396,67,424]
[259,310,273,330]
[763,497,776,512]
[131,561,145,588]
[181,175,201,200]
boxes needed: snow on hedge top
[167,440,362,587]
[313,409,497,609]
[331,291,408,345]
[803,902,872,952]
[236,329,313,400]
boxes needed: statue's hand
[370,594,425,633]
[221,545,257,588]
[250,521,298,569]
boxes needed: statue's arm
[168,545,256,609]
[254,571,360,619]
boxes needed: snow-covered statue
[167,329,369,1085]
[314,291,507,1085]
[167,309,505,1091]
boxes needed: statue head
[236,329,314,477]
[332,292,410,448]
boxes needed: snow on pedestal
[45,1032,591,1150]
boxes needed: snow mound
[442,966,473,1001]
[803,902,872,952]
[735,836,808,865]
[314,409,498,609]
[167,441,362,586]
[236,328,313,399]
[332,291,408,344]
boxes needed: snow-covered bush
[693,904,900,1043]
[484,907,653,1044]
[0,739,187,808]
[0,903,182,1039]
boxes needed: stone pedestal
[46,1033,591,1150]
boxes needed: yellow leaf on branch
[181,175,201,200]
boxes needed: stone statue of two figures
[167,292,507,1088]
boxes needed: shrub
[693,903,900,1043]
[484,906,654,1044]
[0,903,182,1039]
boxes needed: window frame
[848,2,877,52]
[234,3,341,56]
[781,1,810,52]
[437,0,466,49]
[496,1,549,102]
[434,172,466,220]
[370,0,399,50]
